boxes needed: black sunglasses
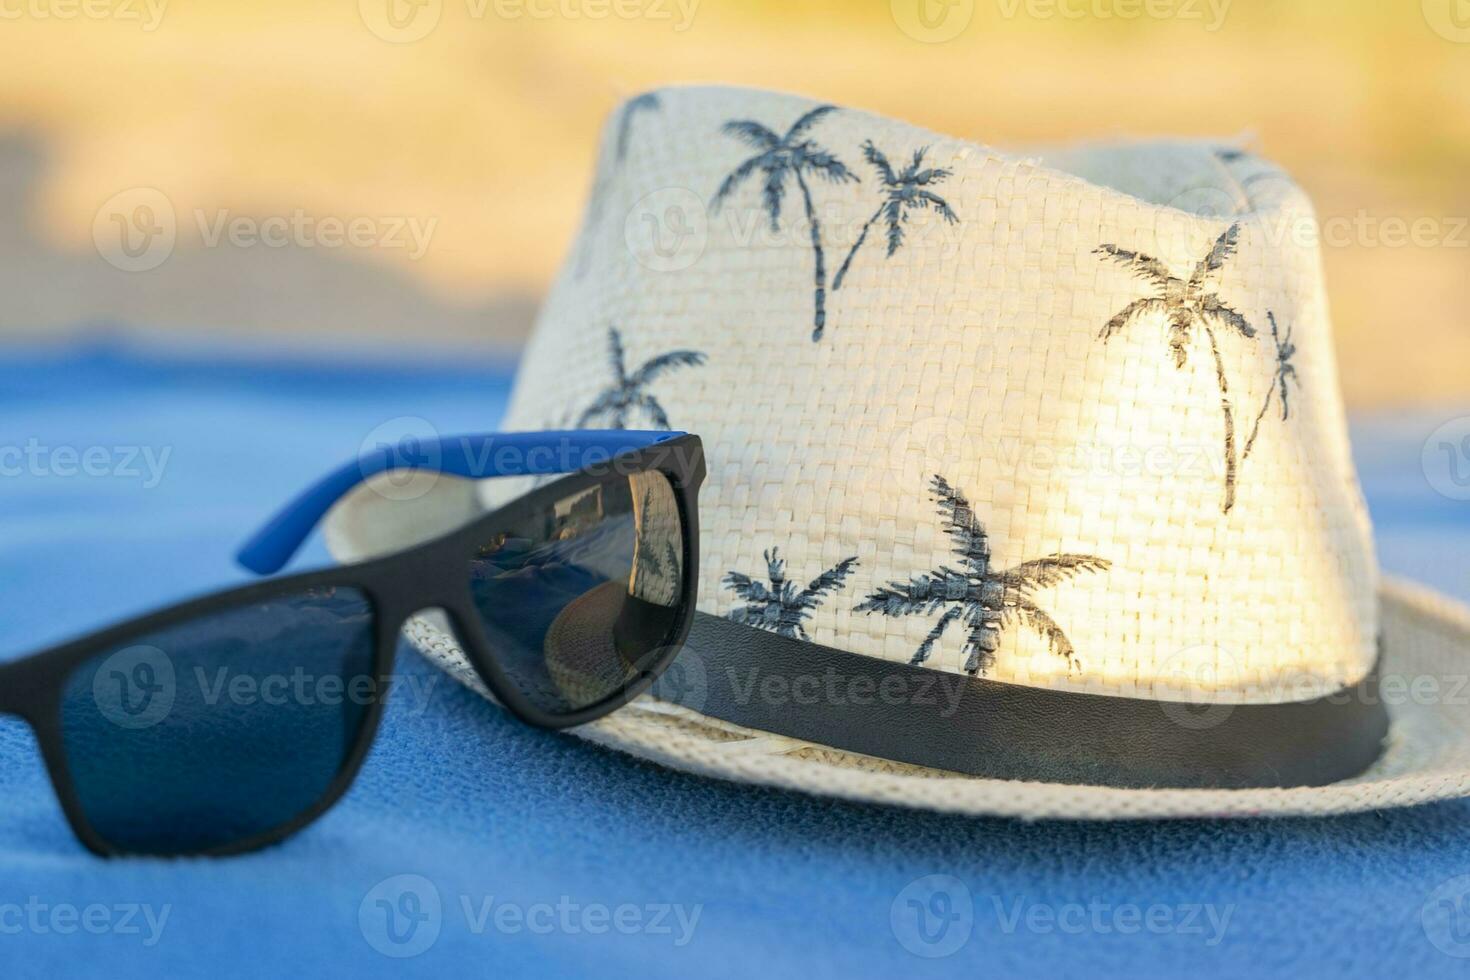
[0,430,704,857]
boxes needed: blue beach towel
[1,336,1467,978]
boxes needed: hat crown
[500,84,1378,704]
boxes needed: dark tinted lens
[468,470,684,715]
[59,587,376,855]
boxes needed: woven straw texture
[490,84,1376,701]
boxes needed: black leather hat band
[652,613,1390,790]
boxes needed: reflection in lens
[59,588,376,855]
[467,470,683,715]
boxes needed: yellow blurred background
[0,0,1465,405]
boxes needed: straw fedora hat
[326,85,1470,819]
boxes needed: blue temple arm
[236,429,682,576]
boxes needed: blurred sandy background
[0,0,1464,405]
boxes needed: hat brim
[398,575,1470,820]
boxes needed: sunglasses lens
[58,587,377,855]
[467,469,685,716]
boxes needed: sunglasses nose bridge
[384,603,495,697]
[0,665,22,717]
[377,538,469,608]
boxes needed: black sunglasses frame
[0,434,704,858]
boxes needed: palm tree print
[631,485,683,606]
[1094,223,1257,514]
[615,91,662,163]
[1242,311,1300,461]
[832,142,958,291]
[712,105,857,341]
[855,476,1110,676]
[636,535,682,585]
[575,326,706,429]
[575,92,663,279]
[724,548,859,641]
